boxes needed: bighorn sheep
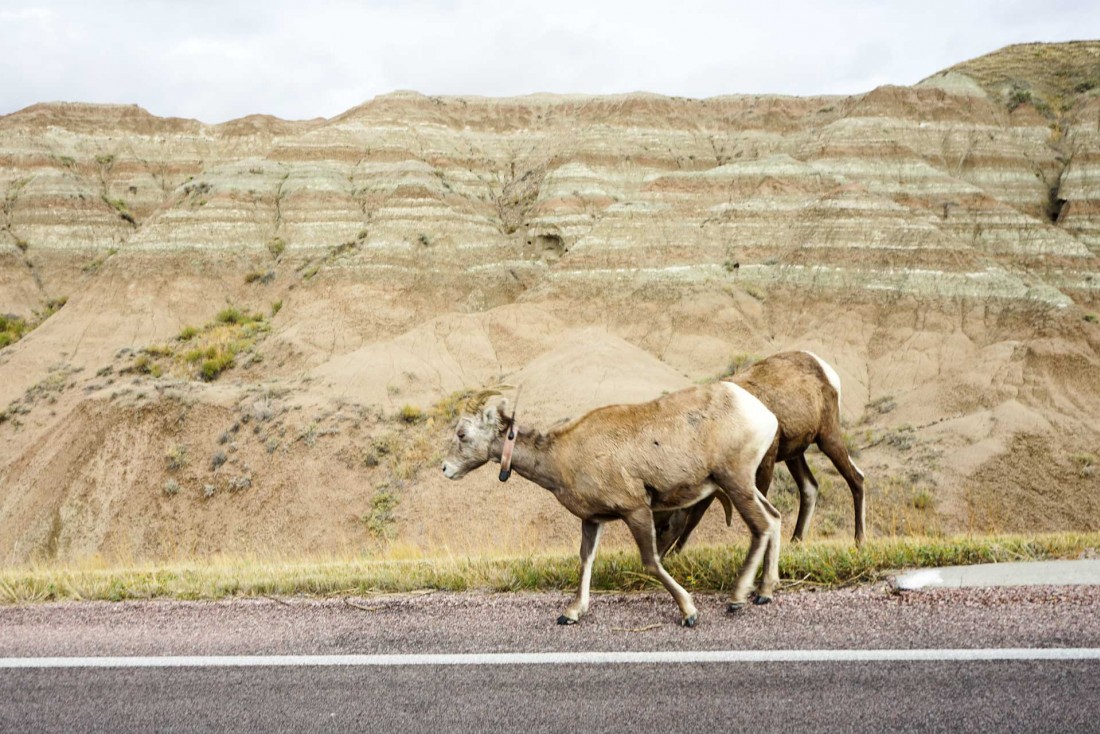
[654,350,866,557]
[442,383,781,627]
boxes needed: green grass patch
[0,314,30,349]
[0,297,68,351]
[215,307,260,325]
[126,305,269,381]
[1,533,1096,604]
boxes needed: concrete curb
[891,559,1100,590]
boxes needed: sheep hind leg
[817,433,867,545]
[624,507,699,627]
[655,495,714,560]
[786,453,819,543]
[559,519,603,625]
[716,472,781,611]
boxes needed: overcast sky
[2,0,1097,123]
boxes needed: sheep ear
[486,399,509,430]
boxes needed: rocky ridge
[1,42,1098,564]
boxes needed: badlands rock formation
[1,42,1098,562]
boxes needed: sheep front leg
[558,519,603,625]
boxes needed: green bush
[397,405,425,424]
[216,307,247,325]
[201,353,235,381]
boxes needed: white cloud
[0,0,1096,123]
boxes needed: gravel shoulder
[3,584,1100,658]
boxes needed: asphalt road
[3,585,1099,733]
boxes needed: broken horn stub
[461,384,515,415]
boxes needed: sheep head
[441,395,510,479]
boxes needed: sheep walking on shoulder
[442,383,781,627]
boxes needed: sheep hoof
[726,602,746,614]
[557,614,578,625]
[753,595,772,606]
[681,613,699,628]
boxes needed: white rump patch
[722,382,779,468]
[803,351,842,402]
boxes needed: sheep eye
[457,429,467,441]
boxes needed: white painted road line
[2,648,1099,668]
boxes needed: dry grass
[943,40,1100,115]
[1,532,1096,604]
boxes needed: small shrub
[721,353,758,378]
[201,353,234,381]
[912,489,934,511]
[433,389,473,422]
[203,483,216,499]
[370,432,398,458]
[298,423,319,447]
[397,404,425,424]
[228,475,252,492]
[1071,452,1096,478]
[1085,313,1098,324]
[0,314,29,349]
[178,326,199,341]
[867,395,897,415]
[132,355,163,378]
[245,270,275,285]
[271,300,283,317]
[166,445,188,471]
[885,424,916,452]
[1007,86,1034,111]
[36,298,67,321]
[267,237,286,258]
[363,488,399,539]
[210,451,228,471]
[163,479,181,496]
[215,307,247,325]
